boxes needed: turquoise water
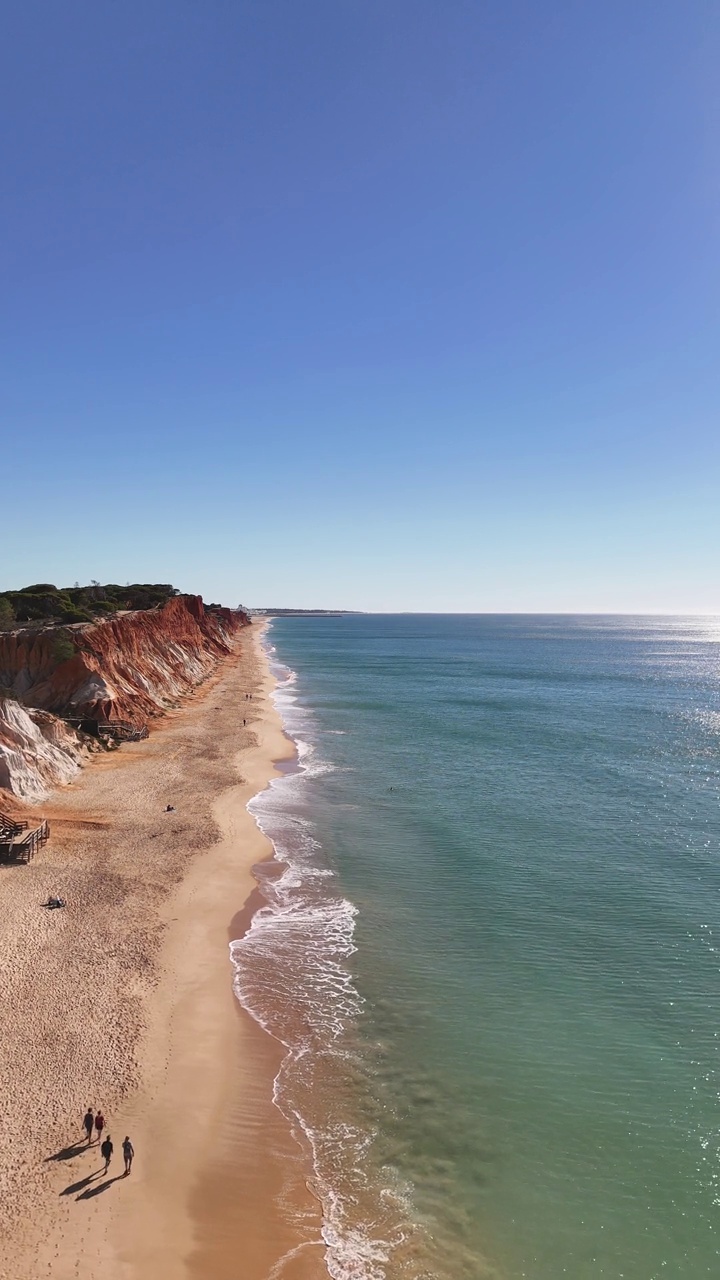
[234,615,720,1280]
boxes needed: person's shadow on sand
[45,1141,89,1163]
[76,1175,124,1201]
[61,1170,102,1197]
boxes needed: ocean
[231,615,720,1280]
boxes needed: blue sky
[3,1,718,611]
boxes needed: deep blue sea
[232,615,720,1280]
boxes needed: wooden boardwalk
[100,719,149,742]
[0,814,50,864]
[64,716,149,742]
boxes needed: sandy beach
[0,622,324,1280]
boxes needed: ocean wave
[232,632,397,1280]
[233,630,461,1280]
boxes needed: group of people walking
[82,1108,134,1176]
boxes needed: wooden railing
[99,720,149,742]
[0,818,50,864]
[65,717,149,742]
[0,812,29,839]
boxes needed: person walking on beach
[122,1136,134,1175]
[83,1107,94,1144]
[100,1135,113,1173]
[94,1111,105,1143]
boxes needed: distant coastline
[249,608,362,617]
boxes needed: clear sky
[3,1,718,611]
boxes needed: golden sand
[0,622,324,1280]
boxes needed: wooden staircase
[65,716,149,742]
[0,813,50,864]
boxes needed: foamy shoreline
[0,621,323,1280]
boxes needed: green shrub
[52,635,77,665]
[0,597,15,631]
[60,607,94,623]
[1,581,182,623]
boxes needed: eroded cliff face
[0,596,249,723]
[0,700,86,802]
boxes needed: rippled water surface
[234,616,720,1280]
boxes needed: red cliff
[0,596,249,723]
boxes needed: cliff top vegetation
[0,583,181,628]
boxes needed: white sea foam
[231,626,394,1280]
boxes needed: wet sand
[0,622,323,1280]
